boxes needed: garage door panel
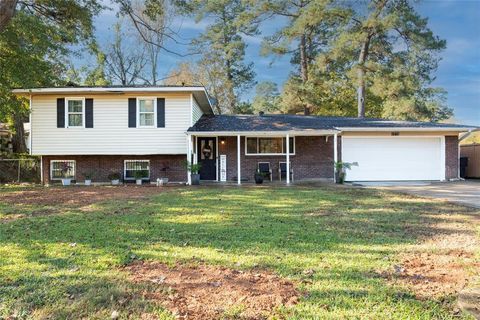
[342,137,443,181]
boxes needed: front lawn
[0,185,478,319]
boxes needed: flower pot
[136,179,142,185]
[191,173,200,185]
[111,179,120,185]
[61,178,71,186]
[335,170,346,184]
[85,179,92,186]
[254,173,264,184]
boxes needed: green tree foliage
[252,81,282,113]
[258,0,348,114]
[176,0,258,114]
[0,0,102,152]
[314,0,451,121]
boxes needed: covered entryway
[197,137,217,180]
[342,136,444,181]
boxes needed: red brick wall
[42,155,187,184]
[217,135,335,182]
[445,135,459,180]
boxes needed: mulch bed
[123,261,300,319]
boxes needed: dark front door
[197,137,216,180]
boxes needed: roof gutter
[11,86,208,94]
[335,126,477,132]
[186,129,340,136]
[459,128,480,142]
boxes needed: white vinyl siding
[31,94,191,155]
[192,97,203,124]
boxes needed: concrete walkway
[363,180,480,209]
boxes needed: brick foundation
[42,155,187,184]
[445,136,459,180]
[217,135,336,182]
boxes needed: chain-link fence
[0,158,41,183]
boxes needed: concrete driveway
[361,180,480,209]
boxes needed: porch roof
[188,114,477,133]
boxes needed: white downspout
[29,94,32,155]
[286,133,290,184]
[333,133,338,181]
[237,135,241,185]
[186,134,192,185]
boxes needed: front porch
[186,131,341,185]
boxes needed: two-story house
[13,86,477,185]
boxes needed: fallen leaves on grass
[380,209,480,299]
[123,261,300,319]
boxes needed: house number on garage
[220,155,227,182]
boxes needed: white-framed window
[124,160,150,180]
[50,160,76,180]
[66,98,85,128]
[137,98,156,127]
[245,137,295,155]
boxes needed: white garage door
[342,137,444,181]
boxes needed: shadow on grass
[0,185,477,318]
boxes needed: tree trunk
[299,34,308,83]
[299,33,312,115]
[0,0,17,32]
[357,36,371,118]
[11,111,27,153]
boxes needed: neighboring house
[13,86,477,185]
[0,123,13,154]
[0,123,31,154]
[460,143,480,178]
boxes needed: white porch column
[286,133,290,184]
[333,133,338,181]
[186,134,192,185]
[237,135,241,185]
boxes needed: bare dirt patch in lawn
[380,206,480,300]
[124,261,300,319]
[0,186,167,221]
[0,186,164,206]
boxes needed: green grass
[0,185,478,319]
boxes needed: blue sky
[88,0,480,125]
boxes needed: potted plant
[254,169,264,184]
[107,171,121,185]
[186,161,202,185]
[334,161,358,184]
[83,171,95,186]
[160,162,170,185]
[134,170,148,185]
[60,161,73,186]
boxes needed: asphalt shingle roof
[188,114,476,132]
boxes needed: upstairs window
[66,98,84,127]
[138,99,155,127]
[246,137,295,155]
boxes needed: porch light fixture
[220,137,226,145]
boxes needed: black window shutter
[128,98,136,128]
[157,98,165,128]
[85,98,94,128]
[57,98,65,128]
